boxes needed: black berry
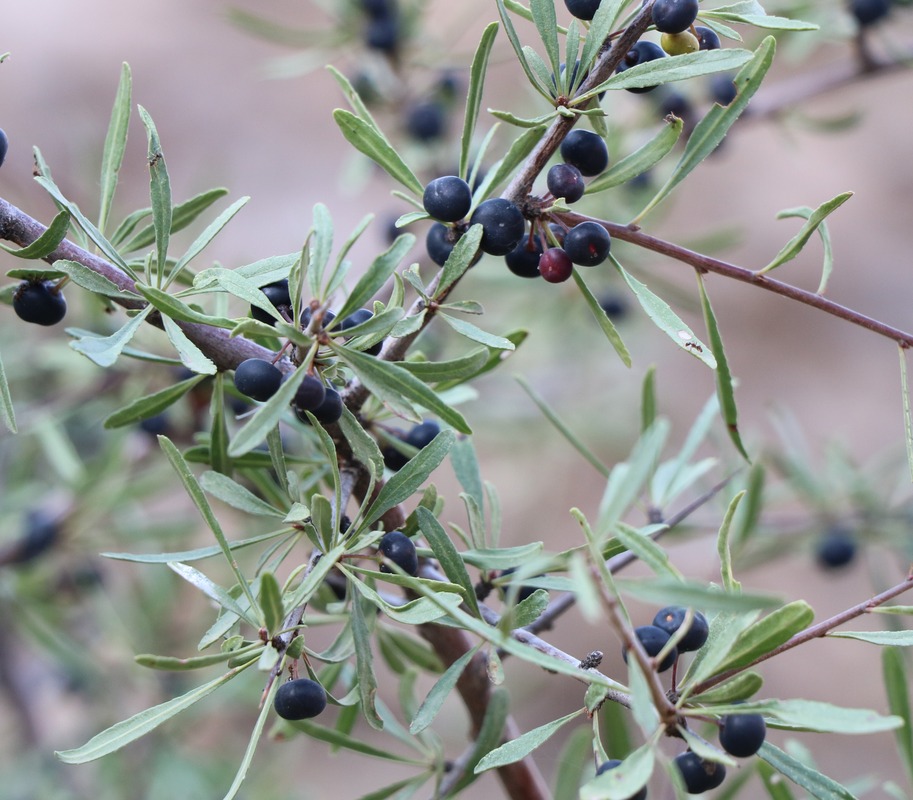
[599,291,629,321]
[310,386,343,425]
[382,432,411,471]
[652,0,700,33]
[594,759,647,800]
[564,0,602,20]
[615,41,667,94]
[623,625,677,672]
[0,128,8,169]
[293,375,327,412]
[274,678,327,720]
[406,100,446,142]
[538,247,573,283]
[563,221,611,267]
[378,530,419,576]
[674,751,726,794]
[301,307,336,332]
[719,713,767,758]
[659,89,694,120]
[694,26,721,50]
[406,419,440,449]
[547,163,585,204]
[251,280,291,325]
[233,358,283,402]
[365,14,400,53]
[138,414,171,437]
[339,308,382,355]
[12,280,67,326]
[423,176,473,222]
[505,236,544,279]
[652,606,709,652]
[361,0,396,16]
[709,73,737,106]
[469,198,526,256]
[560,130,609,177]
[816,528,856,569]
[850,0,891,26]
[427,222,461,266]
[8,509,61,564]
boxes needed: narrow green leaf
[767,699,902,734]
[478,125,548,195]
[697,272,748,458]
[475,710,582,773]
[460,543,544,570]
[552,726,592,800]
[104,373,206,428]
[634,37,776,223]
[641,367,656,434]
[102,529,290,564]
[288,720,426,765]
[200,471,285,517]
[333,109,423,196]
[627,656,661,737]
[0,351,16,433]
[760,192,853,274]
[758,760,797,800]
[579,0,626,71]
[162,316,218,375]
[306,203,333,300]
[70,306,152,367]
[572,267,632,367]
[714,600,814,674]
[416,507,480,617]
[495,0,554,100]
[332,345,470,434]
[447,688,510,795]
[410,645,480,734]
[222,675,277,800]
[705,7,818,31]
[516,374,611,478]
[98,63,132,235]
[334,233,414,322]
[688,671,764,704]
[717,491,745,592]
[613,522,681,579]
[363,430,455,526]
[208,372,230,475]
[758,742,855,800]
[613,256,717,368]
[51,259,139,300]
[135,645,262,671]
[167,561,253,623]
[158,436,261,618]
[134,282,235,328]
[883,647,913,785]
[138,106,172,279]
[460,22,499,180]
[259,572,284,636]
[616,578,780,614]
[338,404,384,479]
[228,363,308,457]
[56,662,253,763]
[167,197,249,287]
[437,224,483,297]
[351,591,383,730]
[0,210,70,259]
[439,312,515,350]
[828,631,913,646]
[587,117,683,195]
[529,0,561,79]
[121,188,231,253]
[580,742,655,800]
[451,436,484,513]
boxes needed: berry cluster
[622,606,709,671]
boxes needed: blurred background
[1,1,913,797]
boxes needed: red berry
[538,247,573,283]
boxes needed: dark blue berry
[251,280,291,325]
[563,221,611,267]
[564,0,603,20]
[816,528,856,569]
[426,222,461,266]
[423,176,473,222]
[599,292,629,321]
[652,607,709,652]
[538,247,574,283]
[709,73,737,106]
[559,130,609,177]
[652,0,700,33]
[469,198,526,256]
[0,128,8,168]
[850,0,891,25]
[11,510,60,564]
[615,41,667,93]
[694,26,721,50]
[339,308,383,355]
[293,375,327,412]
[674,751,726,793]
[365,15,400,53]
[378,530,419,576]
[594,759,647,800]
[623,625,677,672]
[505,235,544,279]
[234,358,283,402]
[406,101,446,142]
[310,386,343,425]
[274,678,327,720]
[138,414,171,437]
[406,419,440,449]
[547,163,585,204]
[382,432,411,471]
[12,280,67,326]
[301,307,336,331]
[719,713,766,757]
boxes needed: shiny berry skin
[652,607,709,652]
[850,0,891,26]
[378,530,419,576]
[816,528,856,569]
[293,375,327,412]
[423,176,473,222]
[427,223,460,266]
[406,100,446,142]
[674,751,726,794]
[623,625,677,672]
[12,280,67,326]
[694,26,721,50]
[274,678,327,720]
[233,358,283,402]
[251,280,291,325]
[0,128,8,168]
[563,221,611,267]
[560,130,609,177]
[538,247,573,283]
[615,41,667,94]
[594,759,647,800]
[652,0,700,34]
[719,713,767,757]
[564,0,602,20]
[505,236,544,279]
[661,30,700,55]
[469,198,526,256]
[547,163,585,203]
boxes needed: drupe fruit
[233,358,283,402]
[250,279,291,325]
[12,280,67,326]
[816,527,856,569]
[538,247,573,283]
[623,625,677,672]
[594,759,647,800]
[652,606,709,652]
[652,0,700,33]
[563,221,611,267]
[469,198,526,256]
[719,712,767,757]
[559,129,609,177]
[674,751,726,794]
[274,678,327,721]
[564,0,603,21]
[615,41,667,93]
[378,530,419,576]
[423,175,473,222]
[546,163,585,204]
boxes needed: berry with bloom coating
[12,280,67,326]
[538,247,573,283]
[274,678,327,720]
[547,163,585,203]
[719,713,767,757]
[564,221,611,267]
[406,419,440,449]
[378,531,419,576]
[234,358,283,402]
[652,606,709,652]
[423,176,473,222]
[470,198,526,256]
[652,0,700,33]
[594,759,647,800]
[310,386,343,425]
[674,751,726,793]
[560,130,609,177]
